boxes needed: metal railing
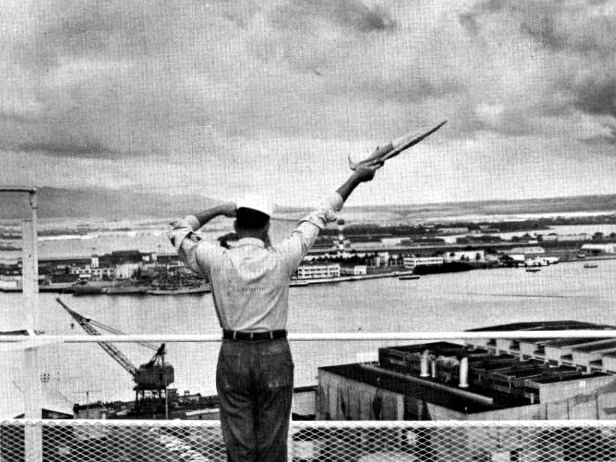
[3,331,616,461]
[4,329,616,343]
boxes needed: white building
[444,250,485,262]
[437,227,469,234]
[0,276,20,290]
[380,237,405,246]
[70,265,115,280]
[350,242,386,251]
[377,252,390,266]
[340,265,367,276]
[581,243,616,254]
[508,246,545,256]
[403,256,444,269]
[296,264,341,279]
[525,256,559,267]
[115,263,140,279]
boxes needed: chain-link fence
[3,419,616,462]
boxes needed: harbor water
[1,259,616,411]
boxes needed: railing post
[23,352,43,462]
[0,187,42,461]
[22,215,39,330]
[22,191,42,462]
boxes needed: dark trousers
[216,338,294,462]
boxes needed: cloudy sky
[1,0,616,210]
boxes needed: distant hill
[0,187,219,220]
[0,187,614,222]
[352,194,616,219]
[277,194,616,224]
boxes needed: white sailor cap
[236,194,275,218]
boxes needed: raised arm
[184,202,237,230]
[167,202,236,278]
[274,163,382,276]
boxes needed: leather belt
[223,329,287,341]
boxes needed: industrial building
[296,263,341,279]
[318,321,616,421]
[581,243,616,254]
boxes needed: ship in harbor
[61,281,211,296]
[412,261,473,275]
[146,283,211,296]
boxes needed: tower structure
[337,218,345,258]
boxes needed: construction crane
[56,298,175,413]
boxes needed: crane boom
[56,298,138,377]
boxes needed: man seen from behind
[168,164,381,461]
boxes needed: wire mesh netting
[6,332,616,461]
[3,420,616,462]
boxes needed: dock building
[318,321,616,421]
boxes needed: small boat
[71,282,106,295]
[146,284,211,295]
[584,263,599,269]
[102,285,148,295]
[39,283,76,293]
[399,275,420,280]
[526,267,541,273]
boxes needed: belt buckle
[269,331,274,340]
[232,331,238,340]
[249,332,255,340]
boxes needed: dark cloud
[333,75,461,105]
[455,0,616,141]
[570,76,616,118]
[270,0,395,33]
[521,3,616,56]
[583,133,616,147]
[17,139,120,158]
[15,1,163,72]
[247,0,398,81]
[463,0,616,55]
[213,0,261,28]
[458,12,480,38]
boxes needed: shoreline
[2,255,614,295]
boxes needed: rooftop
[320,363,504,415]
[467,320,616,332]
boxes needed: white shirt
[168,192,343,332]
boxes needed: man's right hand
[336,162,382,202]
[219,202,237,218]
[352,163,382,183]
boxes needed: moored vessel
[147,284,210,295]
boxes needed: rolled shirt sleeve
[167,215,221,279]
[168,215,200,247]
